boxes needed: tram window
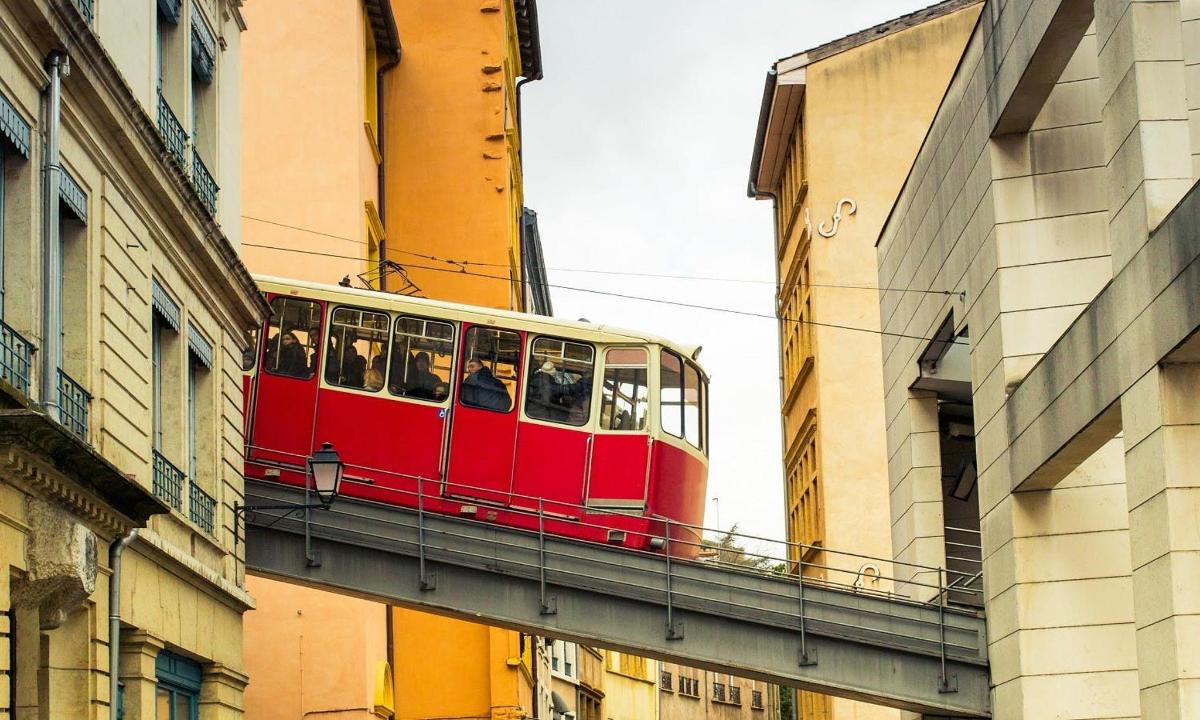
[460,326,520,412]
[325,307,390,391]
[599,348,648,431]
[389,316,455,402]
[683,362,702,449]
[241,328,258,372]
[526,337,594,426]
[263,297,321,380]
[660,350,684,438]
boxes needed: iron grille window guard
[156,92,188,169]
[152,450,184,511]
[751,690,764,710]
[73,0,94,23]
[189,479,214,534]
[0,320,34,396]
[660,671,672,691]
[729,686,742,705]
[57,369,90,441]
[190,148,218,216]
[712,682,726,703]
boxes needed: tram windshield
[660,349,705,452]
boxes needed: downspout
[375,47,400,293]
[109,529,138,720]
[515,76,534,312]
[40,51,68,420]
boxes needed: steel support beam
[244,480,989,717]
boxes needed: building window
[599,347,648,431]
[660,670,673,691]
[187,325,215,534]
[729,685,742,705]
[189,1,218,214]
[363,8,379,146]
[712,681,726,703]
[751,689,764,710]
[617,652,646,680]
[155,651,201,720]
[525,337,593,425]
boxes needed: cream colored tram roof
[254,274,705,371]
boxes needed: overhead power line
[242,242,964,346]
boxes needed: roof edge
[514,0,543,80]
[747,69,778,198]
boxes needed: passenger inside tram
[264,297,322,379]
[389,317,454,402]
[325,307,390,390]
[461,356,512,411]
[525,338,593,426]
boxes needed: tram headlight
[308,442,344,508]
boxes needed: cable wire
[242,242,964,345]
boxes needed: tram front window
[389,316,454,402]
[460,327,520,412]
[264,297,321,380]
[600,347,648,431]
[526,337,594,426]
[325,307,390,391]
[660,349,704,451]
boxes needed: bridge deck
[243,480,989,717]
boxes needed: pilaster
[119,630,165,720]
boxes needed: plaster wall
[603,651,658,720]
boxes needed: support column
[199,664,247,720]
[888,392,944,602]
[1095,0,1194,270]
[1121,363,1200,719]
[119,631,164,720]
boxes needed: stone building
[0,0,264,717]
[658,663,776,720]
[874,0,1200,717]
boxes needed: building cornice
[134,527,257,612]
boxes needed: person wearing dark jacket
[460,357,511,411]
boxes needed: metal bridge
[243,479,990,717]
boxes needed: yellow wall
[767,5,982,719]
[240,0,381,287]
[603,651,659,720]
[382,0,527,310]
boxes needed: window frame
[322,304,392,394]
[387,314,457,406]
[262,295,322,381]
[523,334,596,428]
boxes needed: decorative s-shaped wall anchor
[816,198,857,238]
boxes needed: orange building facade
[239,1,547,718]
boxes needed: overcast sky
[522,1,939,543]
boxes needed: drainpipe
[40,51,68,420]
[109,529,138,720]
[515,75,537,312]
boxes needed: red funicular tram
[243,276,710,554]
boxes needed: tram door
[585,347,652,508]
[511,337,596,515]
[248,296,323,477]
[445,324,524,505]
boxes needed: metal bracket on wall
[538,499,557,615]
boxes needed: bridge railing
[244,454,983,609]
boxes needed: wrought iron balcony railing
[189,479,215,534]
[712,682,726,703]
[156,91,188,169]
[729,686,742,705]
[73,0,94,23]
[152,450,184,511]
[0,320,34,397]
[57,369,90,441]
[191,148,218,216]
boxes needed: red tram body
[242,277,710,555]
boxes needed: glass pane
[660,350,683,438]
[155,688,172,720]
[459,327,520,412]
[264,297,321,379]
[389,316,455,402]
[241,327,258,371]
[175,694,192,720]
[600,347,648,431]
[324,306,390,391]
[526,337,594,425]
[684,362,702,449]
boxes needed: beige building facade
[874,0,1200,718]
[748,2,983,718]
[0,0,263,718]
[659,663,775,720]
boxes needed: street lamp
[307,442,344,507]
[234,442,344,565]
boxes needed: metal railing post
[664,520,682,640]
[937,565,956,693]
[798,554,816,666]
[417,480,435,590]
[538,498,556,615]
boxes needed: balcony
[191,148,218,217]
[152,450,184,511]
[56,369,90,441]
[0,320,34,397]
[73,0,93,23]
[156,91,187,169]
[189,479,214,534]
